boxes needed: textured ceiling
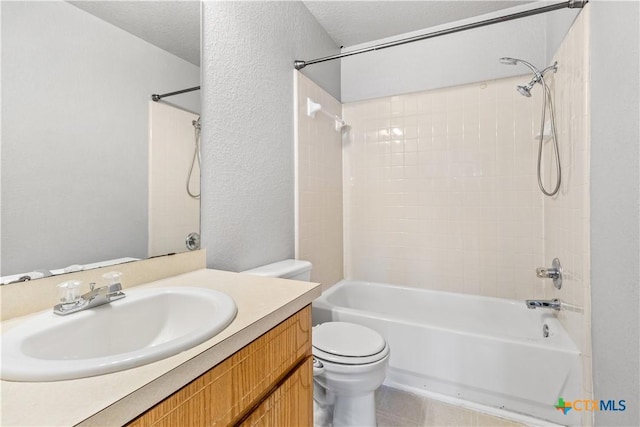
[68,1,536,68]
[302,1,535,47]
[69,1,200,66]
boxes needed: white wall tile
[344,77,545,299]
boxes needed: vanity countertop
[0,268,321,426]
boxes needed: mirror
[1,1,201,283]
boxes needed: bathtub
[312,280,581,425]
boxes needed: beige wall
[295,72,344,290]
[543,7,592,424]
[343,77,546,300]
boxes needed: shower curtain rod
[294,0,587,70]
[151,86,200,102]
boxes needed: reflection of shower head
[499,57,558,97]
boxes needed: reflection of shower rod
[306,97,346,131]
[151,86,200,102]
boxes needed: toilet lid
[312,322,386,357]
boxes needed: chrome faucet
[525,299,561,310]
[53,272,125,315]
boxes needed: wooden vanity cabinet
[126,306,313,427]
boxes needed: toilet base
[332,392,376,427]
[313,399,333,427]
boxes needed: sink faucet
[54,272,125,315]
[525,299,561,310]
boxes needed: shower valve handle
[536,267,560,279]
[536,258,562,290]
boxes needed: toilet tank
[241,259,312,281]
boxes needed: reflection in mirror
[1,1,201,283]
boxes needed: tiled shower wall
[543,6,592,420]
[343,77,546,300]
[295,72,344,289]
[340,9,592,420]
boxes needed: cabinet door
[127,306,311,427]
[239,357,313,427]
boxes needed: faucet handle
[107,282,123,293]
[102,271,125,300]
[536,267,559,279]
[536,258,562,289]
[102,271,122,284]
[57,280,81,306]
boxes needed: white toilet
[242,259,390,427]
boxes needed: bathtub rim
[314,279,580,354]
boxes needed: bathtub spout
[526,299,561,310]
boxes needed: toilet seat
[312,322,389,365]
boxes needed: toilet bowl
[312,321,389,427]
[242,260,389,427]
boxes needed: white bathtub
[313,280,581,425]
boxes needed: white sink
[1,286,237,382]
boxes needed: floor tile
[374,386,527,427]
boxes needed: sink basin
[1,286,237,382]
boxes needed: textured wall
[295,72,343,290]
[590,2,640,426]
[1,1,199,275]
[201,1,340,272]
[341,6,579,102]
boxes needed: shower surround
[343,76,546,301]
[297,6,591,425]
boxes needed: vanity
[1,3,320,425]
[0,252,321,426]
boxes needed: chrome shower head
[499,57,550,97]
[499,57,519,65]
[192,117,201,130]
[499,57,542,79]
[517,84,533,97]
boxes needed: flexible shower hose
[537,78,561,197]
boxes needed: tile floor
[375,386,526,427]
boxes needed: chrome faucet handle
[536,258,562,289]
[536,267,560,279]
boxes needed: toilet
[242,259,390,427]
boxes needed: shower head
[517,84,533,97]
[499,57,542,80]
[498,56,557,97]
[499,57,519,65]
